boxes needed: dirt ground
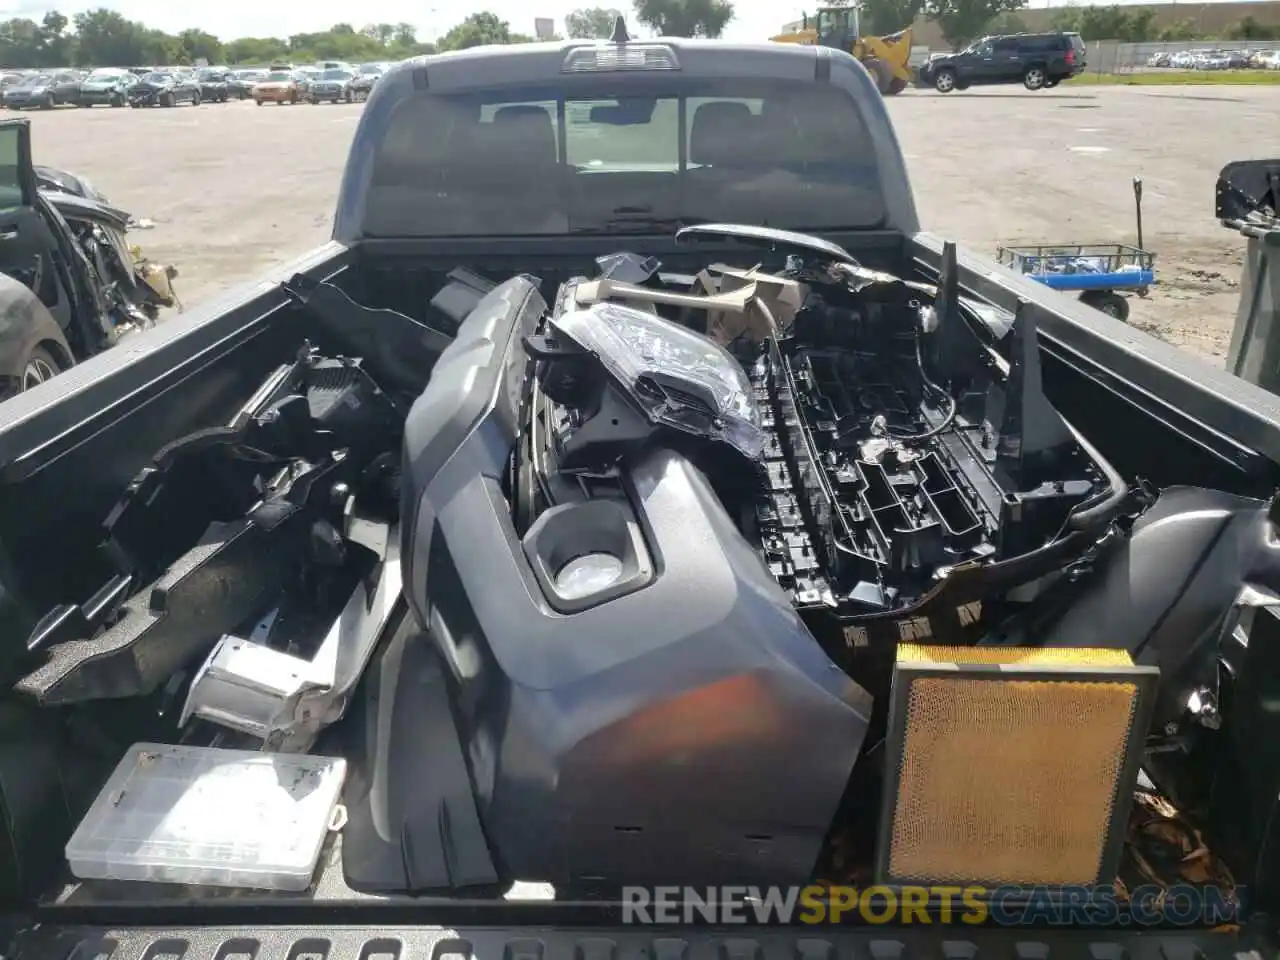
[19,84,1280,364]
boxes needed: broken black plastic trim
[283,275,453,398]
[15,516,288,705]
[1216,158,1280,225]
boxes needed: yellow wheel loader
[771,6,914,95]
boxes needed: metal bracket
[1225,222,1280,391]
[1220,159,1280,392]
[179,523,401,752]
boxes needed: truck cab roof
[334,38,920,243]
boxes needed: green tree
[855,0,926,35]
[286,25,386,60]
[0,7,440,66]
[179,27,223,64]
[0,19,44,68]
[860,0,925,35]
[1058,5,1156,42]
[1126,9,1156,41]
[1227,16,1278,40]
[0,11,77,67]
[437,12,517,50]
[1050,6,1082,32]
[632,0,733,37]
[1077,5,1126,39]
[1051,3,1158,41]
[142,27,183,63]
[1158,17,1199,41]
[38,11,74,66]
[984,11,1027,33]
[223,36,290,63]
[71,8,148,66]
[565,7,626,38]
[926,0,1027,48]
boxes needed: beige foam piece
[574,271,807,346]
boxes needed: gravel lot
[19,84,1280,363]
[890,85,1280,360]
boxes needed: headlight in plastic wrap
[553,301,765,460]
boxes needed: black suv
[918,32,1086,93]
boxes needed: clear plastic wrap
[553,302,765,458]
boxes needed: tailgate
[4,925,1264,960]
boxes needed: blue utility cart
[996,177,1155,322]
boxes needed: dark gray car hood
[40,189,132,233]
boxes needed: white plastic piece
[179,525,400,752]
[66,743,347,891]
[505,880,556,900]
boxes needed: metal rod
[1133,176,1144,251]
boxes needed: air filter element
[876,644,1157,887]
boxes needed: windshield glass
[140,72,171,83]
[198,69,222,80]
[265,72,292,82]
[367,79,885,237]
[87,69,125,80]
[359,63,384,74]
[322,70,352,80]
[17,75,50,88]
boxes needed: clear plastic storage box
[66,742,347,891]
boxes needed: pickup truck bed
[4,36,1280,956]
[15,924,1268,960]
[7,922,1265,960]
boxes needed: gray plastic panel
[399,274,545,632]
[7,924,1265,960]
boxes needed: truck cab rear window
[366,80,886,237]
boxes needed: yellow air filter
[875,644,1158,887]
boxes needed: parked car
[293,66,322,98]
[307,68,356,104]
[193,68,234,103]
[349,62,387,100]
[229,69,265,98]
[76,68,132,107]
[2,75,49,109]
[3,71,81,110]
[918,31,1086,92]
[251,70,303,105]
[1163,47,1261,70]
[127,71,200,107]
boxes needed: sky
[0,0,1268,44]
